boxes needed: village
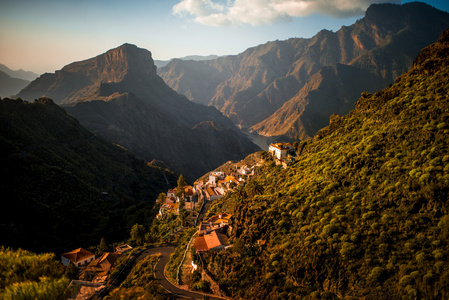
[58,142,297,299]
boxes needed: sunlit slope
[203,28,449,299]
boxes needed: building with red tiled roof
[194,230,229,253]
[268,143,289,159]
[206,186,223,201]
[61,248,95,267]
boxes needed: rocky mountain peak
[62,43,157,83]
[17,43,159,105]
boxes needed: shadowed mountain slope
[0,97,177,253]
[17,44,259,181]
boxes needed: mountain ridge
[159,2,449,140]
[0,71,30,98]
[0,64,39,81]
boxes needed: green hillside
[0,97,177,254]
[202,29,449,299]
[0,247,68,299]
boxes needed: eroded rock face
[159,2,449,140]
[18,44,157,105]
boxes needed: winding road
[100,245,226,300]
[100,201,225,299]
[140,246,226,300]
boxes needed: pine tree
[99,237,108,254]
[176,174,186,198]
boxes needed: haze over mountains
[159,2,449,140]
[16,44,259,181]
[0,64,39,98]
[154,54,220,69]
[0,64,39,81]
[0,71,30,98]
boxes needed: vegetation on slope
[201,29,449,299]
[105,254,174,300]
[0,97,177,253]
[0,247,68,299]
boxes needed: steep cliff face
[159,2,449,139]
[18,44,157,105]
[17,44,259,180]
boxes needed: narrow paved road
[100,201,226,299]
[141,246,226,300]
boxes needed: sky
[1,0,448,75]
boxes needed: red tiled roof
[61,248,95,263]
[206,187,215,196]
[194,236,208,252]
[204,231,228,250]
[194,230,229,252]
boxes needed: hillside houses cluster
[158,165,257,218]
[194,213,232,253]
[61,244,133,299]
[158,185,198,217]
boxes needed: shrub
[416,252,427,264]
[400,275,414,286]
[423,272,434,283]
[369,267,386,283]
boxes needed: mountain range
[154,54,219,69]
[0,71,30,98]
[159,2,449,141]
[16,44,259,181]
[0,64,39,81]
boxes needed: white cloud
[172,0,401,26]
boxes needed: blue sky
[1,0,448,74]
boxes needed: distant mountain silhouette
[17,44,259,180]
[0,64,39,81]
[154,54,219,69]
[0,70,30,98]
[159,2,449,140]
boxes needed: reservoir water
[242,131,270,151]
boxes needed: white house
[167,189,176,199]
[238,165,254,176]
[268,143,289,159]
[208,171,224,185]
[61,248,95,267]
